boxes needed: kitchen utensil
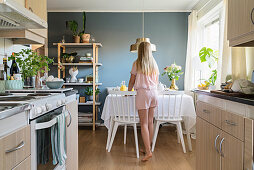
[46,81,64,89]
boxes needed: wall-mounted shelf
[63,83,102,86]
[53,63,102,66]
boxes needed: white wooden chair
[151,91,188,153]
[106,91,140,158]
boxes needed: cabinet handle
[67,111,72,127]
[203,109,210,114]
[219,138,225,157]
[5,141,25,153]
[225,120,237,126]
[251,8,254,25]
[214,135,220,153]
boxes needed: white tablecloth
[101,93,196,133]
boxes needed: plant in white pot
[79,12,90,43]
[85,87,100,101]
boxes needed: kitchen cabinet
[66,100,78,170]
[25,0,47,21]
[221,132,244,170]
[196,99,245,170]
[228,0,254,46]
[196,117,221,170]
[12,156,31,170]
[0,125,31,170]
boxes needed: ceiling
[47,0,200,12]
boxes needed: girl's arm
[128,74,136,91]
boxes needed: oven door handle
[35,111,68,130]
[67,111,72,127]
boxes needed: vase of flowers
[162,63,183,90]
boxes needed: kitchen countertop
[0,103,31,120]
[194,90,254,106]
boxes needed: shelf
[63,83,102,86]
[78,102,101,106]
[53,43,102,48]
[53,63,102,66]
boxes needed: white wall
[0,38,30,65]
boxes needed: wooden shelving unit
[54,42,102,131]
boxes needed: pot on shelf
[88,95,93,101]
[24,76,35,88]
[73,35,80,43]
[81,34,90,43]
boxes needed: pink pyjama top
[130,61,159,110]
[130,61,159,90]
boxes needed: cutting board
[210,90,254,99]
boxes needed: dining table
[101,89,196,135]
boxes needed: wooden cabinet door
[228,0,254,43]
[0,125,31,170]
[66,100,78,170]
[221,132,244,170]
[25,0,47,21]
[196,117,221,170]
[12,156,31,170]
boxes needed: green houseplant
[9,49,53,86]
[79,12,90,43]
[85,87,100,101]
[62,52,77,63]
[66,20,80,43]
[199,47,218,88]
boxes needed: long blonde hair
[136,42,158,75]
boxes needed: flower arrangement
[162,63,183,81]
[162,63,183,90]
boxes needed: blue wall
[48,12,189,117]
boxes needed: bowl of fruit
[46,76,64,89]
[198,81,209,90]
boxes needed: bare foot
[140,148,146,155]
[141,152,152,162]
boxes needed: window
[194,6,223,88]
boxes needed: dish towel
[51,111,67,165]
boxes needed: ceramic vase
[81,34,90,43]
[170,79,178,90]
[69,68,78,83]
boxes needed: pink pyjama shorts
[136,89,158,110]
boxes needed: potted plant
[85,87,100,101]
[66,20,80,43]
[199,47,218,89]
[79,12,90,43]
[62,52,77,63]
[162,63,183,90]
[9,49,53,87]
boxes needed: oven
[30,105,70,170]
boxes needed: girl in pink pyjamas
[128,42,159,162]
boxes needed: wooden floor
[78,126,196,170]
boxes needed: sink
[0,96,36,101]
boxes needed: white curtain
[184,11,198,94]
